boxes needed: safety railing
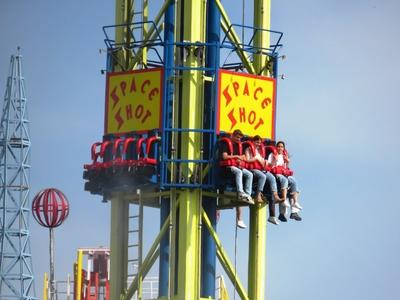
[102,22,165,71]
[220,23,283,73]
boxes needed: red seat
[219,137,245,168]
[137,136,159,166]
[84,142,103,171]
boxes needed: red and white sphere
[32,188,69,228]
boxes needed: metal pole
[138,190,143,300]
[110,195,129,299]
[201,0,220,296]
[67,274,70,300]
[75,250,83,300]
[159,0,174,296]
[43,273,48,300]
[175,0,205,298]
[110,2,131,297]
[201,197,217,297]
[49,228,55,300]
[248,2,271,299]
[158,198,170,296]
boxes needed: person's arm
[283,151,290,168]
[222,151,241,160]
[222,151,230,160]
[244,148,255,162]
[221,143,232,160]
[285,158,290,168]
[267,153,274,166]
[255,150,265,165]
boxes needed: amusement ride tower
[84,1,283,299]
[0,50,36,300]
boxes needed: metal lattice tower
[0,50,36,300]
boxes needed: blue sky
[1,0,400,299]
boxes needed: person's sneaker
[238,193,254,205]
[290,212,302,221]
[278,214,287,222]
[238,193,247,201]
[256,193,264,204]
[254,197,263,205]
[245,193,255,204]
[292,202,303,210]
[247,198,255,205]
[237,220,247,229]
[268,216,279,225]
[261,193,268,204]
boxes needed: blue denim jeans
[252,170,278,193]
[279,176,300,214]
[275,174,288,189]
[251,169,266,192]
[288,176,299,193]
[228,166,253,195]
[265,171,278,193]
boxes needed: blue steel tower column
[0,51,36,300]
[159,0,175,297]
[201,0,220,297]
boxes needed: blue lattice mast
[0,49,36,300]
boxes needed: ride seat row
[83,135,160,181]
[85,136,159,169]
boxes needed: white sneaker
[268,217,279,225]
[238,193,255,205]
[238,192,247,199]
[293,202,303,210]
[237,220,247,229]
[245,194,255,205]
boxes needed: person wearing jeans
[244,135,282,204]
[268,141,303,222]
[220,129,254,229]
[228,166,253,201]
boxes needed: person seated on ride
[267,141,302,222]
[244,135,282,206]
[219,129,254,229]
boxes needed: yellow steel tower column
[110,195,129,299]
[110,1,132,299]
[248,1,271,300]
[175,0,205,299]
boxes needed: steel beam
[109,195,129,300]
[216,0,256,74]
[174,0,205,298]
[248,2,271,299]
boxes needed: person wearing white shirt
[267,141,302,222]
